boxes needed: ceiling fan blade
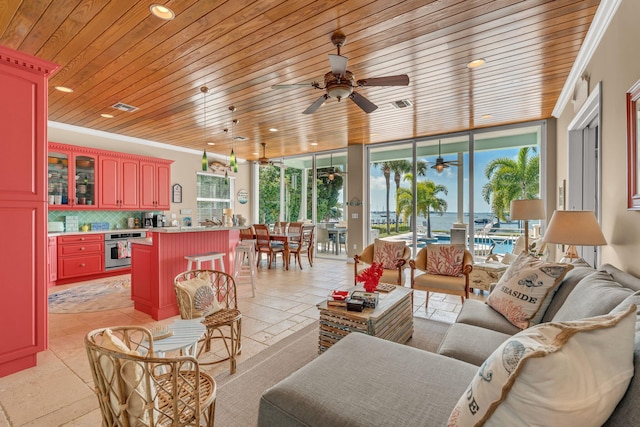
[328,54,348,76]
[303,94,329,114]
[349,91,378,113]
[271,83,314,89]
[356,74,410,87]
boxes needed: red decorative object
[356,262,384,293]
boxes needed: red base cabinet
[0,46,59,377]
[57,234,104,280]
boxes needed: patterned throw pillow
[176,276,222,318]
[486,253,573,329]
[448,306,636,427]
[426,244,464,277]
[372,239,406,269]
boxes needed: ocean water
[371,211,505,231]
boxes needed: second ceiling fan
[272,31,410,114]
[431,140,461,173]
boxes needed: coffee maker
[143,212,154,228]
[153,214,167,228]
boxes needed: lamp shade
[510,199,545,220]
[542,210,607,246]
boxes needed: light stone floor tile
[0,257,484,426]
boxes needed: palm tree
[482,147,540,221]
[396,177,448,238]
[373,161,392,234]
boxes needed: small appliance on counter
[143,212,154,228]
[153,214,167,228]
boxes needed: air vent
[233,136,249,141]
[111,102,139,112]
[390,99,413,109]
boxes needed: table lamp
[542,210,606,262]
[510,199,545,253]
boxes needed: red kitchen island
[130,227,240,320]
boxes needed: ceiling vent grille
[111,102,139,112]
[390,99,413,109]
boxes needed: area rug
[214,317,449,426]
[48,278,133,313]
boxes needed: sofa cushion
[258,333,477,427]
[486,253,573,329]
[448,306,636,427]
[455,299,521,335]
[541,261,596,322]
[426,244,464,276]
[437,323,511,366]
[373,239,406,269]
[552,270,633,322]
[605,293,640,426]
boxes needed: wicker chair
[85,326,216,427]
[174,270,242,374]
[354,242,411,286]
[409,245,473,308]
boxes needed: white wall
[555,0,640,275]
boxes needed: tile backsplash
[48,210,158,232]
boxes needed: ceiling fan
[317,154,347,181]
[272,31,410,114]
[431,140,461,173]
[257,142,284,167]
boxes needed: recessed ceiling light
[269,128,278,132]
[253,152,259,155]
[55,86,73,93]
[481,114,492,119]
[370,133,378,137]
[207,142,215,146]
[467,58,486,69]
[310,142,318,146]
[149,4,175,20]
[100,113,114,118]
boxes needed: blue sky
[369,147,522,214]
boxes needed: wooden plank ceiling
[0,0,599,162]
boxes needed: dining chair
[316,224,332,253]
[289,223,314,269]
[174,269,242,374]
[274,221,289,234]
[85,325,217,426]
[409,244,473,308]
[254,223,285,268]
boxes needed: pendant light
[228,106,237,172]
[200,86,209,171]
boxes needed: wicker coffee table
[316,286,413,353]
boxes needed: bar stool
[185,251,226,272]
[234,241,256,297]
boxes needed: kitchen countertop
[146,226,245,233]
[48,228,150,237]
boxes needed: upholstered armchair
[354,239,411,286]
[410,244,473,308]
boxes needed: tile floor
[0,257,485,426]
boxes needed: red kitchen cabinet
[48,143,98,209]
[48,236,57,287]
[57,234,104,280]
[0,46,59,377]
[140,161,171,210]
[99,155,139,209]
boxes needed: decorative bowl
[48,157,59,164]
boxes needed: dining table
[263,231,300,270]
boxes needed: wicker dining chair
[174,270,242,374]
[85,325,217,427]
[289,224,314,269]
[253,223,285,268]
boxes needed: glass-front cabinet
[48,147,97,209]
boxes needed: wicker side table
[316,286,413,353]
[469,262,508,292]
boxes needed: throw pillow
[448,305,636,427]
[176,276,222,318]
[426,244,464,277]
[551,270,633,322]
[372,239,406,269]
[486,253,573,329]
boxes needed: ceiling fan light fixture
[327,83,352,100]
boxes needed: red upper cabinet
[48,145,98,209]
[140,161,171,210]
[99,155,139,209]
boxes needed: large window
[196,172,233,224]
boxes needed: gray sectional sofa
[258,262,640,426]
